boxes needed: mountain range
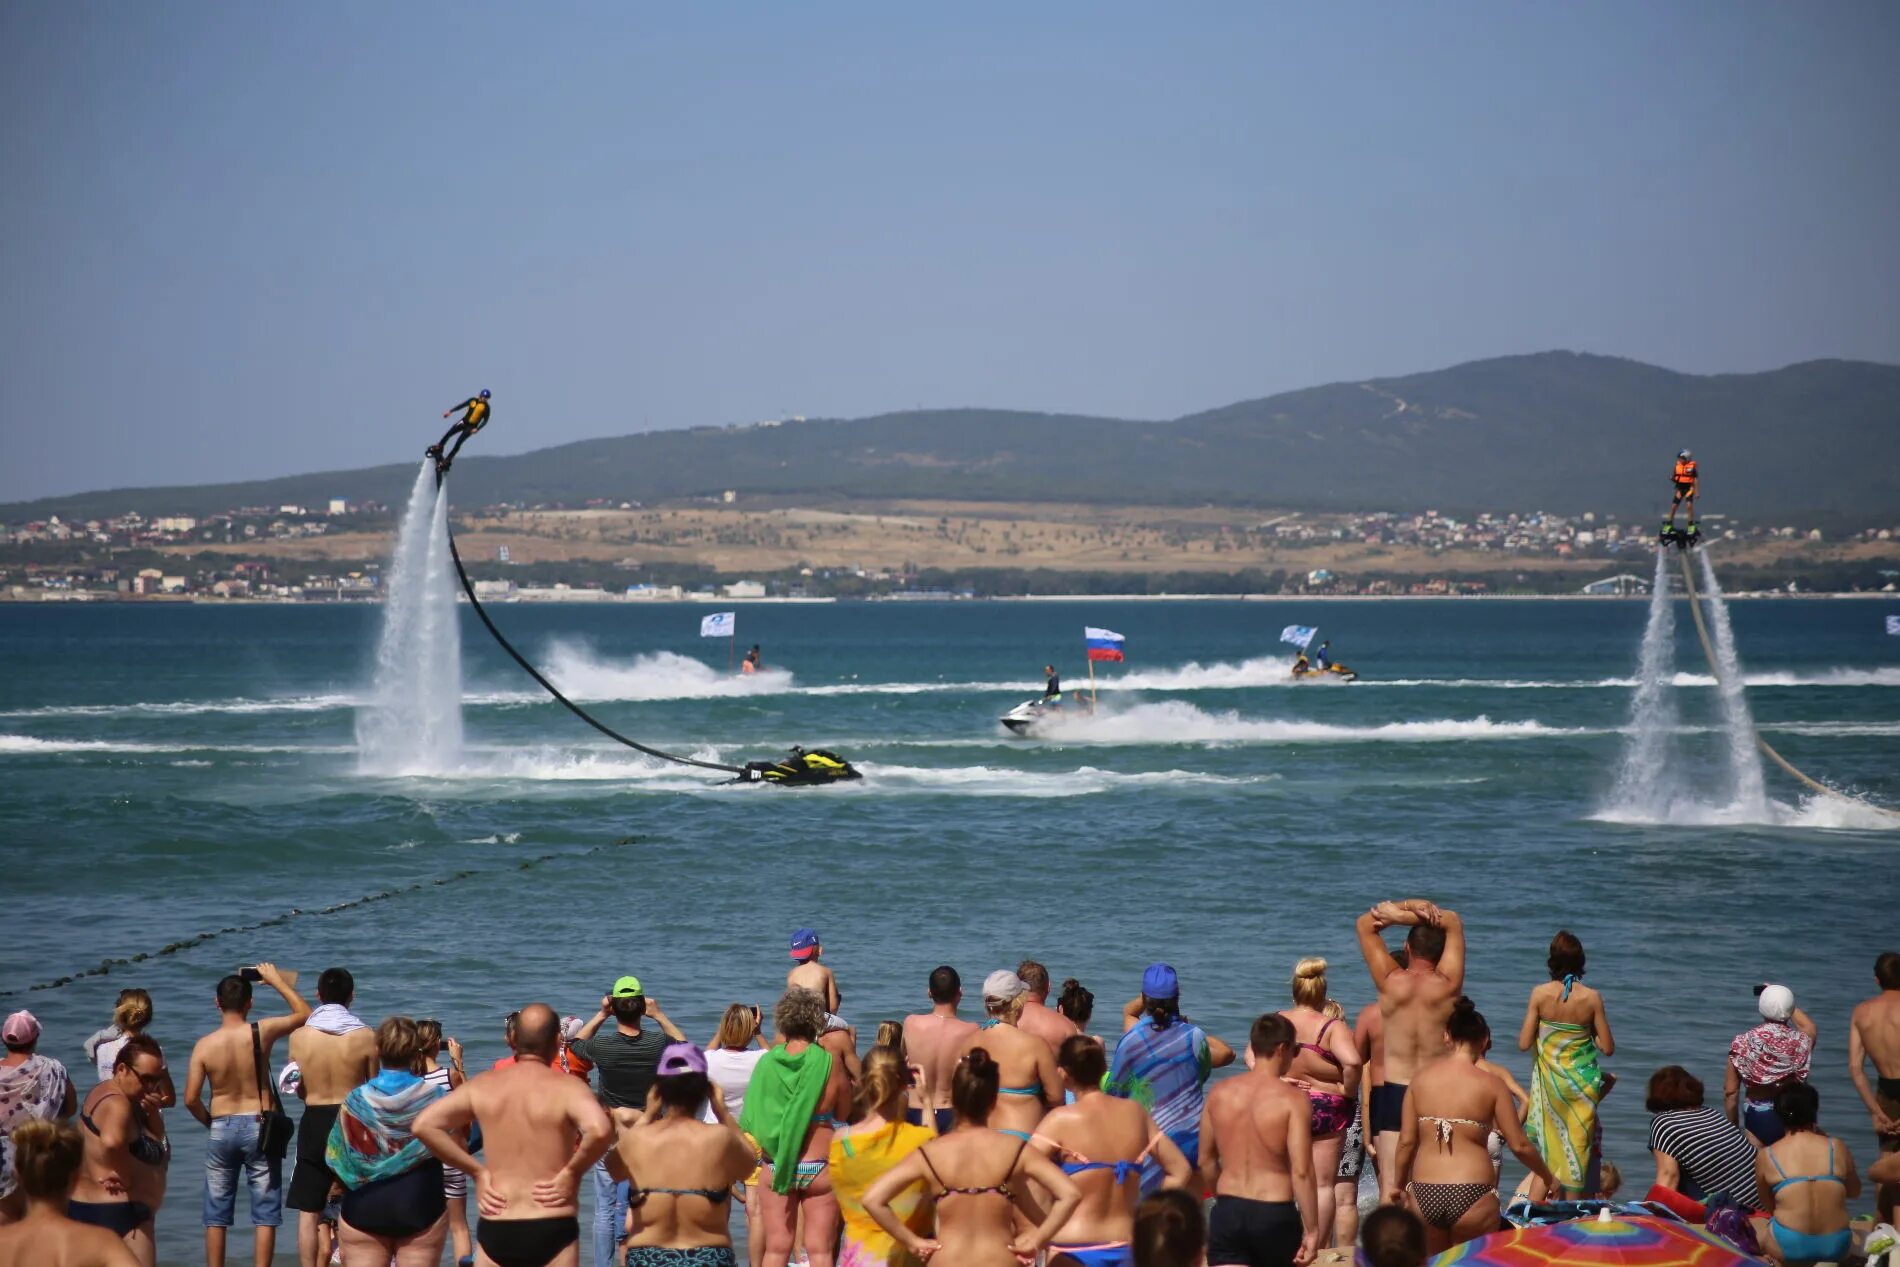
[7,351,1897,522]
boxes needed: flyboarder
[428,390,491,472]
[1663,448,1699,546]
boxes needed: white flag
[1887,614,1900,636]
[700,611,735,639]
[1280,624,1318,649]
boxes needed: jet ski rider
[1315,641,1333,672]
[1042,665,1062,706]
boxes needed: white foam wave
[1012,701,1585,745]
[0,694,360,719]
[0,735,193,754]
[849,762,1279,798]
[541,643,794,701]
[1593,792,1900,831]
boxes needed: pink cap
[2,1010,41,1046]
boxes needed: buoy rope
[439,470,746,776]
[1675,549,1895,815]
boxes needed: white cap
[1758,984,1794,1022]
[983,970,1027,1004]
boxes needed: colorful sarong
[829,1121,935,1267]
[325,1069,443,1190]
[1525,1019,1604,1193]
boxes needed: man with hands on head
[413,1003,612,1267]
[565,975,688,1267]
[1356,899,1465,1184]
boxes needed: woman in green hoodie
[740,987,851,1267]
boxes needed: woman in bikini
[69,1036,168,1267]
[1754,1084,1860,1266]
[741,988,853,1267]
[1278,958,1363,1249]
[608,1042,757,1267]
[1031,1036,1191,1267]
[863,1049,1081,1267]
[1388,998,1553,1254]
[955,970,1062,1144]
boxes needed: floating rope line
[7,844,619,996]
[1675,549,1897,817]
[439,470,745,777]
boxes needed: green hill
[7,352,1896,522]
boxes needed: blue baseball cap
[1142,962,1179,999]
[789,928,820,960]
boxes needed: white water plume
[355,463,464,774]
[1695,551,1769,817]
[1606,549,1682,816]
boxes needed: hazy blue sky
[3,2,1896,500]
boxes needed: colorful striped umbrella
[1432,1217,1763,1267]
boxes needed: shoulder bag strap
[250,1022,280,1117]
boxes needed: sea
[2,582,1897,1264]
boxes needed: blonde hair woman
[952,971,1061,1144]
[829,1047,938,1266]
[1277,958,1363,1248]
[705,1004,770,1267]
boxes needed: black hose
[437,470,746,776]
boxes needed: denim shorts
[202,1115,283,1229]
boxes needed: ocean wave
[0,735,350,757]
[1008,701,1588,745]
[1592,791,1899,831]
[540,643,794,700]
[0,693,361,719]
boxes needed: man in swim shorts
[285,968,376,1267]
[1356,900,1465,1187]
[1850,951,1900,1222]
[1198,1014,1319,1267]
[415,1003,613,1267]
[902,967,980,1134]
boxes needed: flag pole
[1089,656,1097,711]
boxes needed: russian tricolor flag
[1084,626,1126,662]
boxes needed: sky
[2,2,1897,501]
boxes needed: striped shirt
[1648,1107,1760,1209]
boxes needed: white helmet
[1678,449,1691,459]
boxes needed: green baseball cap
[611,975,644,998]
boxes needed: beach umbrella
[1432,1216,1763,1267]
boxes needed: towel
[1728,1021,1811,1089]
[1526,1019,1605,1192]
[325,1069,442,1191]
[740,1043,833,1194]
[307,1004,369,1036]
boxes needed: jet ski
[1290,662,1359,683]
[1000,697,1097,734]
[736,746,863,786]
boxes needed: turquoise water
[2,588,1897,1263]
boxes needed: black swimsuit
[342,1160,446,1238]
[477,1216,581,1267]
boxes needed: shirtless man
[1016,960,1081,1053]
[1198,1014,1319,1267]
[414,1003,613,1267]
[787,929,840,1014]
[1356,899,1465,1186]
[183,964,310,1267]
[902,967,980,1134]
[1850,951,1900,1222]
[284,968,376,1267]
[68,1036,167,1264]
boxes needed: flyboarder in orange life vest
[1663,448,1698,545]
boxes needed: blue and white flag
[1887,614,1900,636]
[1280,624,1318,649]
[700,611,735,639]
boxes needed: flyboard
[430,456,859,786]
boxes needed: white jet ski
[1001,697,1071,734]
